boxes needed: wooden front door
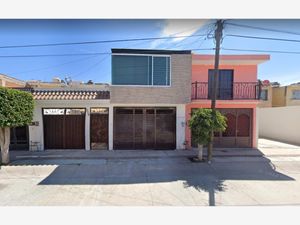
[90,108,109,150]
[113,107,176,150]
[236,109,252,147]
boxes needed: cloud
[261,72,300,86]
[150,19,210,48]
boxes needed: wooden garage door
[215,108,252,148]
[43,108,85,149]
[113,107,176,150]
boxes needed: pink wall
[185,102,257,149]
[187,55,269,150]
[192,65,258,83]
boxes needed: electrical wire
[172,23,215,49]
[10,55,98,75]
[222,47,300,54]
[71,55,110,79]
[0,47,216,58]
[226,34,300,43]
[0,52,111,58]
[163,22,215,49]
[0,33,208,49]
[225,22,300,36]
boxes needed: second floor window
[292,90,300,99]
[112,55,170,86]
[260,89,268,101]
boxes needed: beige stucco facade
[284,85,300,106]
[110,54,192,104]
[29,99,110,151]
[29,101,187,151]
[272,85,300,107]
[272,86,286,107]
[258,85,273,108]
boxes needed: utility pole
[207,19,224,163]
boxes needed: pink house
[186,54,270,149]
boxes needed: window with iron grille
[112,55,170,86]
[292,90,300,99]
[260,89,268,101]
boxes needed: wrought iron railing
[191,81,261,100]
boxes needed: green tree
[188,108,227,161]
[0,87,34,164]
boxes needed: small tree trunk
[0,127,10,165]
[207,143,213,163]
[197,144,203,160]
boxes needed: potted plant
[188,108,227,162]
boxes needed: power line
[222,47,300,54]
[226,34,300,43]
[119,26,203,49]
[71,55,110,79]
[172,23,215,49]
[10,55,98,75]
[225,22,300,36]
[167,36,204,49]
[0,52,111,58]
[0,34,207,49]
[164,22,215,49]
[0,48,215,58]
[189,48,215,51]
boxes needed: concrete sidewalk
[8,138,300,163]
[2,138,300,206]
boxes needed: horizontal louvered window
[112,55,170,86]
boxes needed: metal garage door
[192,108,252,148]
[113,107,176,150]
[43,108,85,149]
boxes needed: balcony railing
[191,81,261,100]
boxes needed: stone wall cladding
[110,54,192,104]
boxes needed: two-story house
[110,49,192,150]
[186,54,270,149]
[16,48,191,151]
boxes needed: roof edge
[0,73,26,85]
[112,48,191,55]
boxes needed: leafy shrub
[188,108,227,146]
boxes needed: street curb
[11,154,300,161]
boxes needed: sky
[0,19,300,85]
